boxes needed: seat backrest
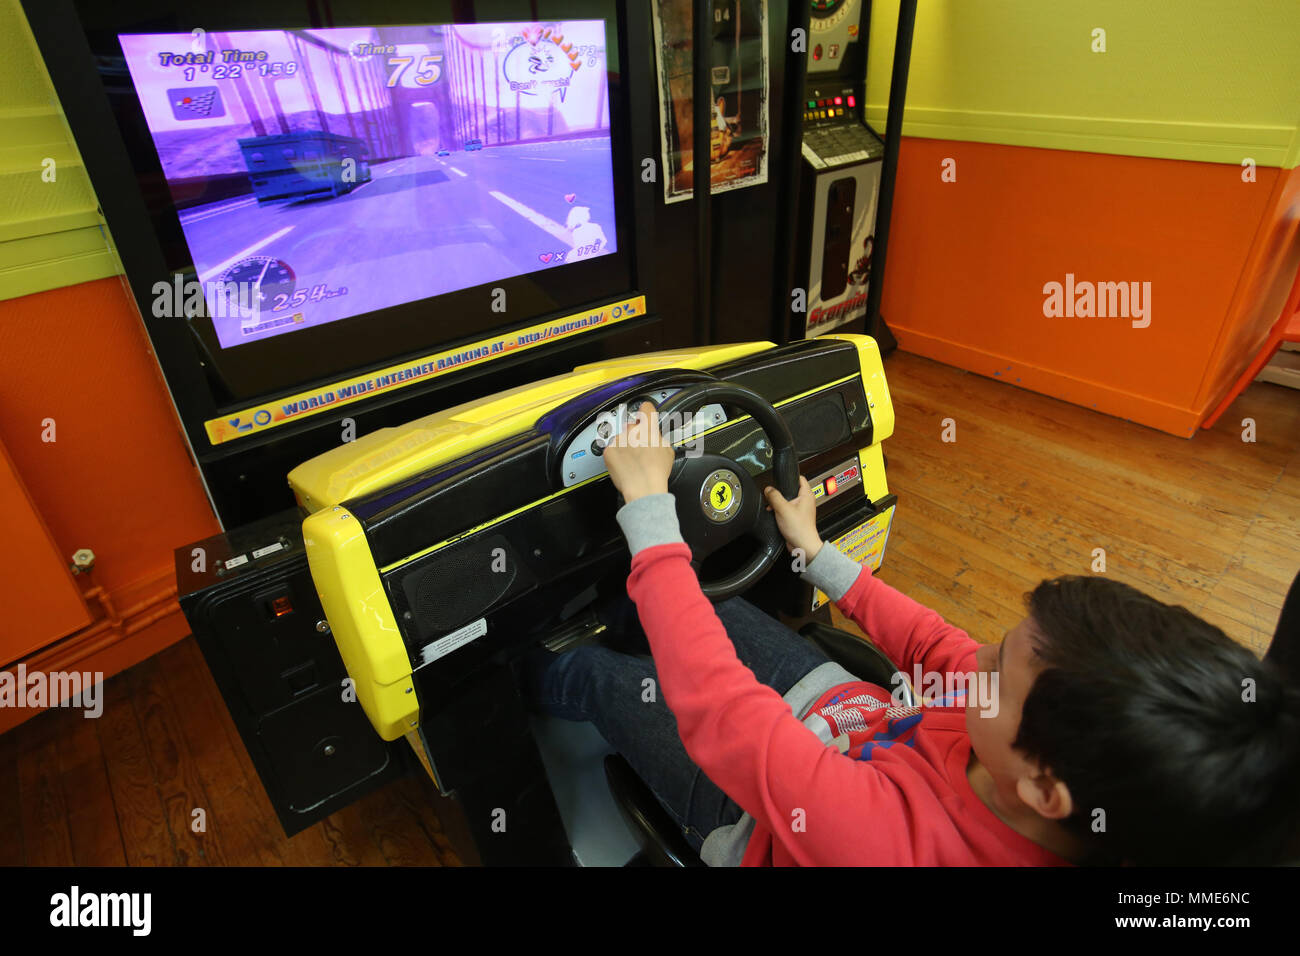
[1264,568,1300,681]
[800,621,916,706]
[1264,568,1300,864]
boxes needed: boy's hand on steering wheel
[604,401,675,503]
[764,476,823,563]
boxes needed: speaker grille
[786,393,850,458]
[396,534,528,639]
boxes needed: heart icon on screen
[539,253,553,263]
[564,193,576,203]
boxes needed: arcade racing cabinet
[176,333,897,865]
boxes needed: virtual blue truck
[237,131,371,204]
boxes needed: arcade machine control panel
[802,88,884,171]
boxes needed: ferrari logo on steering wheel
[701,469,742,523]
[710,481,732,509]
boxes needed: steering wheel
[652,382,801,602]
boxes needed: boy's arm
[801,540,978,677]
[620,495,926,865]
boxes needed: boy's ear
[1015,770,1074,821]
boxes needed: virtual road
[179,136,617,348]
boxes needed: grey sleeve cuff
[615,493,685,556]
[801,541,863,602]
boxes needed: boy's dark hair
[1012,575,1300,866]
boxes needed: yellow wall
[0,0,119,302]
[867,0,1300,167]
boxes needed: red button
[834,96,843,105]
[825,476,838,496]
[847,95,856,108]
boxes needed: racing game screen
[119,21,617,349]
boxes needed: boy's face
[967,617,1048,798]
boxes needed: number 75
[387,55,442,87]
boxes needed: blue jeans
[520,596,831,853]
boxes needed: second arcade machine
[792,0,915,347]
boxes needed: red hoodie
[626,541,1070,866]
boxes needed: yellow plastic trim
[859,444,890,502]
[289,340,776,513]
[826,333,895,443]
[821,333,893,501]
[302,506,416,741]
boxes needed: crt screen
[118,21,617,349]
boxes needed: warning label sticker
[418,618,488,667]
[811,505,896,612]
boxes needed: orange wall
[1195,167,1300,416]
[0,277,219,729]
[0,437,91,660]
[881,138,1299,436]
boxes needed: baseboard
[0,570,190,734]
[892,325,1202,438]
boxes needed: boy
[523,404,1300,865]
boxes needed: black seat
[604,621,911,867]
[1265,568,1299,681]
[1265,569,1300,863]
[603,752,705,867]
[799,620,917,706]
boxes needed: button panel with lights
[808,455,863,504]
[803,87,857,126]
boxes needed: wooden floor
[2,352,1296,866]
[0,636,465,866]
[849,353,1299,655]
